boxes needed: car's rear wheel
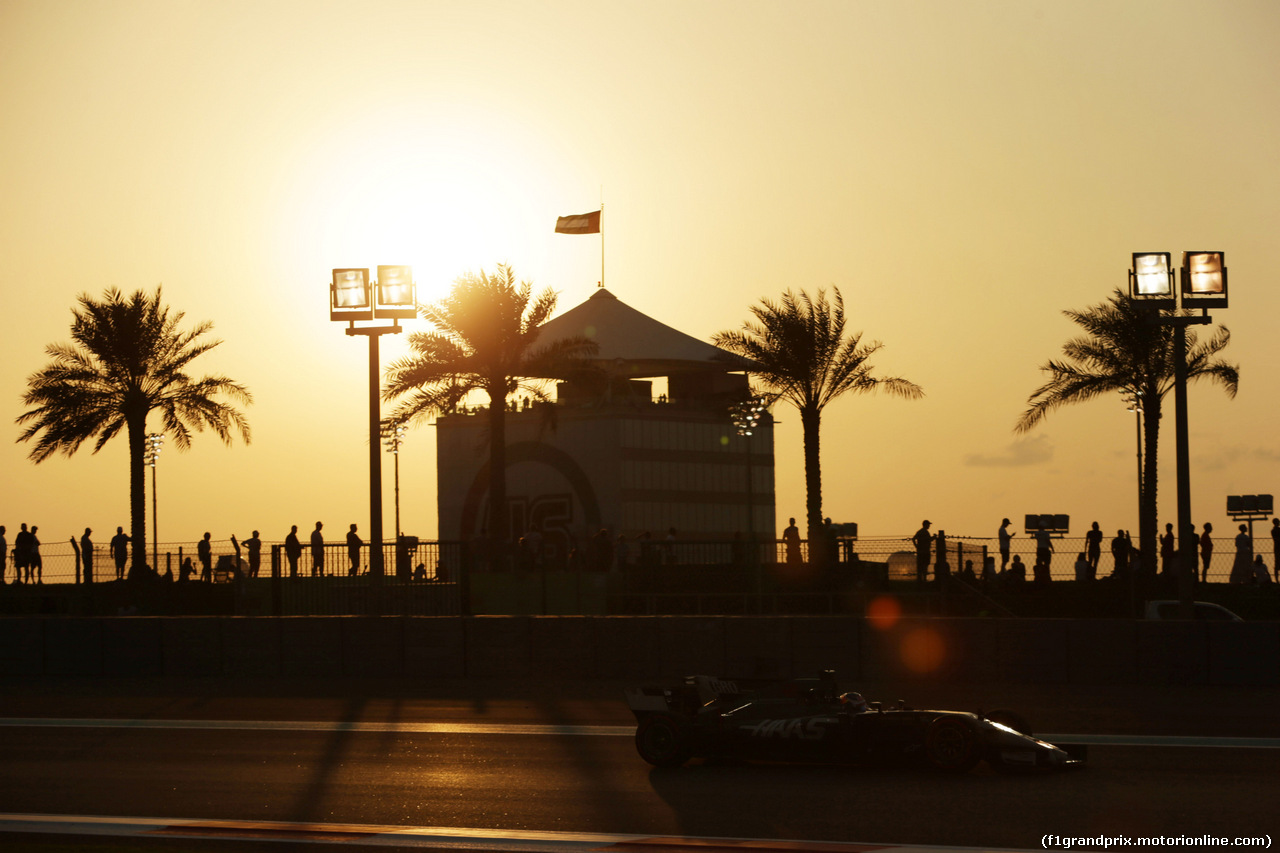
[925,716,979,773]
[635,713,694,767]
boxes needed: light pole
[331,266,416,585]
[729,395,769,569]
[1122,390,1143,520]
[1129,251,1227,618]
[383,419,408,541]
[144,432,163,572]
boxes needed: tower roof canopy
[534,288,746,377]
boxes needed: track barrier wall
[1,615,1277,686]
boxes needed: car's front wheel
[635,713,694,767]
[925,716,979,773]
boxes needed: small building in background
[435,288,776,563]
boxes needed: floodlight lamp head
[331,268,373,321]
[375,265,417,320]
[1181,251,1227,309]
[1130,252,1175,310]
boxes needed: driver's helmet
[839,691,868,713]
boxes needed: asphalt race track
[0,677,1277,852]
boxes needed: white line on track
[2,717,1279,748]
[0,813,1051,852]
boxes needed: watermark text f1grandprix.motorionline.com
[1043,835,1271,850]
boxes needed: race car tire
[635,713,694,767]
[925,716,980,773]
[985,709,1032,735]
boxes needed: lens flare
[867,595,902,631]
[900,627,946,674]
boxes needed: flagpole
[599,201,605,289]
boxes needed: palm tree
[383,264,597,542]
[713,287,923,540]
[17,288,252,577]
[1015,288,1238,566]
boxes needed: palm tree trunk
[1139,396,1161,575]
[127,412,147,579]
[800,406,823,541]
[486,380,508,548]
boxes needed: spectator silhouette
[0,525,6,585]
[1110,529,1128,577]
[934,528,948,581]
[198,532,213,582]
[1230,524,1253,584]
[310,522,325,577]
[284,525,302,578]
[1074,551,1090,582]
[347,523,363,575]
[12,525,29,585]
[80,527,94,584]
[663,527,677,565]
[1253,555,1273,584]
[782,517,802,565]
[1085,521,1102,574]
[28,526,42,583]
[981,555,997,585]
[1160,523,1176,577]
[180,556,193,583]
[110,526,129,580]
[912,520,932,583]
[1272,519,1280,578]
[998,518,1015,571]
[1033,520,1054,573]
[244,530,262,578]
[1200,522,1214,582]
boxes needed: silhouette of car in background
[625,671,1086,774]
[1144,600,1243,621]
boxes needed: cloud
[1197,444,1280,472]
[964,435,1054,468]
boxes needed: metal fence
[4,534,1267,586]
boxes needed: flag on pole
[555,210,601,234]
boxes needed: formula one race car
[624,671,1086,774]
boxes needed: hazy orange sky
[2,0,1278,549]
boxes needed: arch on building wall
[457,441,602,540]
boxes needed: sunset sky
[2,0,1278,552]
